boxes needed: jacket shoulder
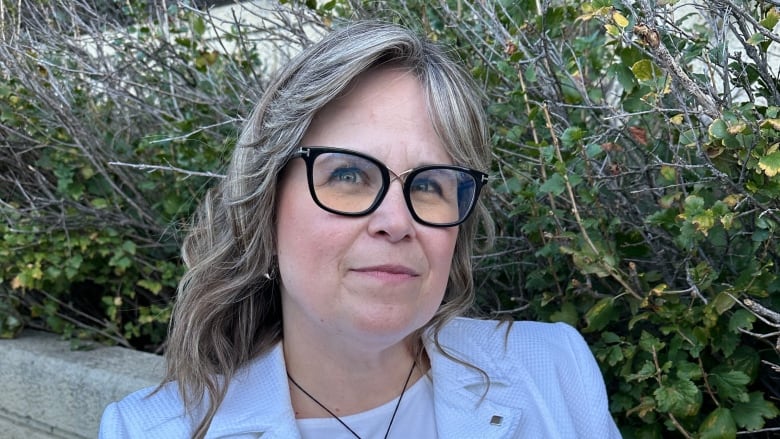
[432,318,620,437]
[440,317,589,358]
[99,381,193,438]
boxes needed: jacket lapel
[425,319,523,439]
[205,344,301,439]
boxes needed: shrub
[0,0,325,349]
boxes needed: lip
[350,264,420,278]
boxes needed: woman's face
[276,67,459,349]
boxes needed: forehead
[301,67,452,166]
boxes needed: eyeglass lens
[309,151,477,225]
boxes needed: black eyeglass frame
[295,146,489,227]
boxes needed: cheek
[275,190,351,285]
[427,229,459,287]
[276,178,315,274]
[438,229,459,266]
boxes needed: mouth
[351,264,420,279]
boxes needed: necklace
[287,361,416,439]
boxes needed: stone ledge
[0,330,164,439]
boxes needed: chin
[351,308,434,340]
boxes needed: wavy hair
[163,20,494,438]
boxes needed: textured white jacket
[99,318,622,438]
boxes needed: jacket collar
[203,318,523,438]
[424,318,524,439]
[204,343,300,438]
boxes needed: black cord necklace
[287,361,416,439]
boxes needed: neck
[282,328,424,418]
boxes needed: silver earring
[264,260,278,280]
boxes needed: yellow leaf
[631,59,662,81]
[728,123,747,134]
[613,11,629,28]
[761,118,780,131]
[722,194,741,208]
[758,151,780,177]
[578,4,609,22]
[604,24,621,36]
[721,212,735,229]
[670,114,685,125]
[651,284,668,295]
[11,276,23,290]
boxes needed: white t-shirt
[296,375,437,439]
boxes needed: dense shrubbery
[2,0,780,436]
[0,0,326,350]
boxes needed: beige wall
[0,331,163,439]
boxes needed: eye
[410,177,443,195]
[328,167,366,185]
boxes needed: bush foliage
[2,0,780,436]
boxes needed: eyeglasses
[294,147,488,227]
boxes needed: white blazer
[99,318,622,438]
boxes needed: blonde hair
[163,20,494,438]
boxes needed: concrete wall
[0,330,164,439]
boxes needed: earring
[264,259,278,281]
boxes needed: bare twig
[743,298,780,324]
[108,161,226,179]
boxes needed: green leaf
[192,16,206,36]
[728,309,755,333]
[604,345,624,366]
[550,302,578,326]
[601,331,621,344]
[683,195,705,213]
[90,198,109,209]
[627,360,657,382]
[710,292,736,315]
[659,165,677,182]
[524,64,538,83]
[639,330,666,353]
[708,119,728,139]
[654,379,701,417]
[760,9,780,30]
[732,392,780,430]
[121,240,137,255]
[747,32,766,45]
[561,126,586,147]
[679,129,698,146]
[539,173,566,195]
[608,63,635,93]
[727,346,760,382]
[698,407,736,439]
[675,361,702,381]
[137,279,163,295]
[583,297,618,332]
[710,370,750,402]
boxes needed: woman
[99,20,621,438]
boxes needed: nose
[366,180,416,242]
